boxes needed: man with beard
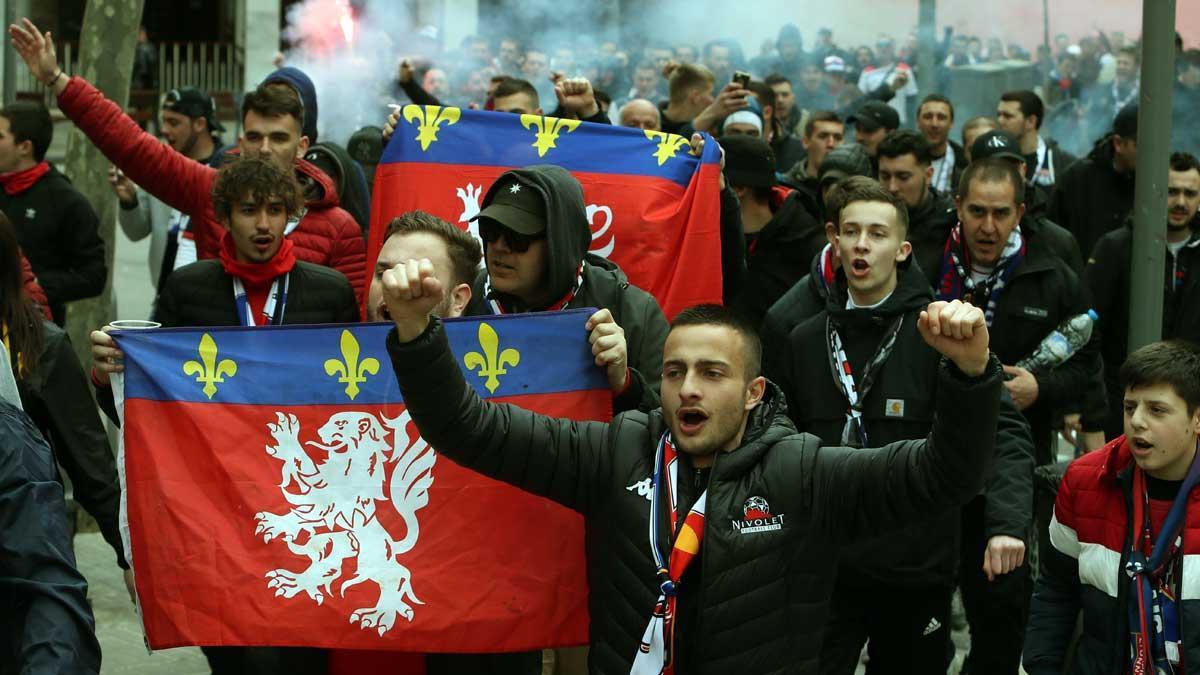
[765,73,801,136]
[1084,152,1200,441]
[109,86,227,289]
[381,252,1003,674]
[91,156,358,675]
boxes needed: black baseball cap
[471,174,546,235]
[163,87,226,133]
[719,134,777,188]
[847,101,900,133]
[971,129,1025,163]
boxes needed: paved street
[73,210,210,673]
[76,533,210,674]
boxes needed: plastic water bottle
[1017,310,1099,372]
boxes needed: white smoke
[276,0,1196,148]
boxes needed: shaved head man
[618,98,661,131]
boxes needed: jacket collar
[1101,435,1135,481]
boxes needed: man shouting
[379,259,1003,673]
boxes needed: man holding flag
[465,165,668,413]
[89,156,356,675]
[381,254,1004,673]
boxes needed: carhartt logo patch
[1022,306,1049,319]
[885,399,905,417]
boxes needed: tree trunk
[63,0,145,369]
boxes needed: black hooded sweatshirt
[467,165,669,413]
[778,260,1035,588]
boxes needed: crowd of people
[3,12,1200,675]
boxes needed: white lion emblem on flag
[254,410,435,635]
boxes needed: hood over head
[478,165,590,307]
[262,67,320,144]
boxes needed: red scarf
[0,162,50,196]
[218,232,297,322]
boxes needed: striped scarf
[937,224,1025,327]
[631,433,707,675]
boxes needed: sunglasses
[478,219,544,253]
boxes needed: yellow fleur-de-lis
[520,114,581,157]
[182,333,237,400]
[644,130,691,166]
[463,323,521,394]
[324,329,379,400]
[402,104,461,151]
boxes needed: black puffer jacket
[1047,138,1135,260]
[18,321,125,568]
[779,262,1034,588]
[387,318,1003,675]
[0,166,106,324]
[467,165,669,413]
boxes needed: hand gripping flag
[369,106,724,319]
[112,311,609,652]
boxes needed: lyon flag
[113,311,609,652]
[369,106,725,319]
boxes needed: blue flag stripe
[380,106,719,187]
[115,310,608,405]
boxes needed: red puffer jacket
[56,77,366,304]
[21,253,51,320]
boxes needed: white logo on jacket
[732,495,785,534]
[627,477,652,501]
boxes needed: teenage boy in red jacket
[1025,340,1200,674]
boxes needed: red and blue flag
[113,311,608,653]
[369,106,724,319]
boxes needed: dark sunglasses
[478,219,544,253]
